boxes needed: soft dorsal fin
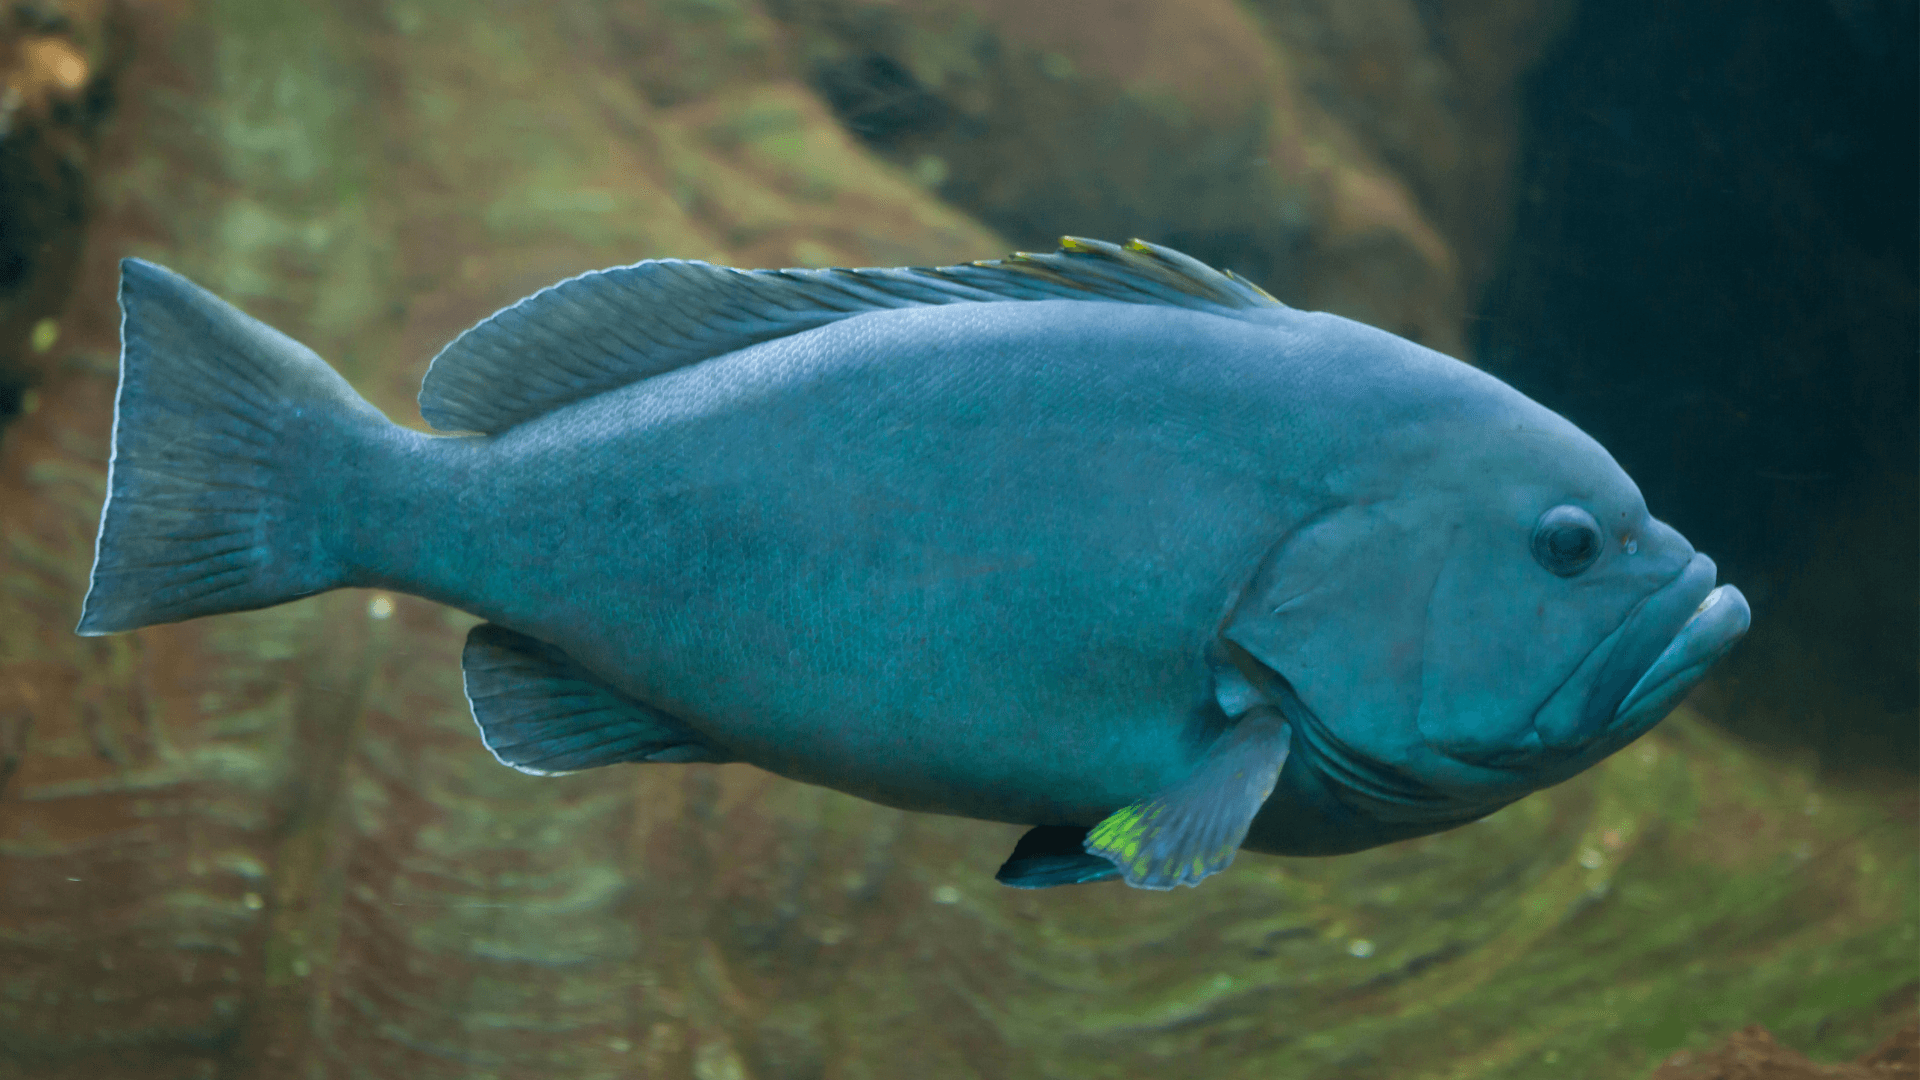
[418,237,1282,434]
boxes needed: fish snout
[1634,516,1693,566]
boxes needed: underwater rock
[765,0,1573,356]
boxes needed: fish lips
[1610,582,1751,729]
[1533,553,1748,753]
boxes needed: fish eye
[1531,505,1603,577]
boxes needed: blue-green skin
[317,297,1717,856]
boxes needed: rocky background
[0,1,1912,1078]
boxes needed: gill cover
[1222,502,1448,771]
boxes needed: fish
[76,238,1751,891]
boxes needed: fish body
[378,301,1293,823]
[77,240,1750,888]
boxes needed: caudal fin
[76,259,389,636]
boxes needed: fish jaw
[1610,583,1751,731]
[1531,552,1748,760]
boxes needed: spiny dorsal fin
[418,237,1283,434]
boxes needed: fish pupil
[1548,526,1596,560]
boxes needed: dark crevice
[813,52,952,147]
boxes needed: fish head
[1405,411,1754,788]
[1225,385,1750,804]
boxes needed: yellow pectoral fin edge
[1086,801,1244,886]
[1087,802,1157,862]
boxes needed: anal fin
[1084,707,1291,890]
[995,826,1122,889]
[461,623,730,774]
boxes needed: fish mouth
[1533,553,1748,752]
[1610,582,1750,729]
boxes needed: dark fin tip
[995,825,1123,889]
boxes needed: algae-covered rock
[0,1,1912,1078]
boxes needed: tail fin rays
[77,259,386,636]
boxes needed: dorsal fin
[418,237,1283,434]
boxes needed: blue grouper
[77,239,1750,890]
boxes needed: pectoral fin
[1084,707,1290,890]
[462,624,731,774]
[995,826,1123,889]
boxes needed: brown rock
[1650,1022,1919,1080]
[766,0,1576,356]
